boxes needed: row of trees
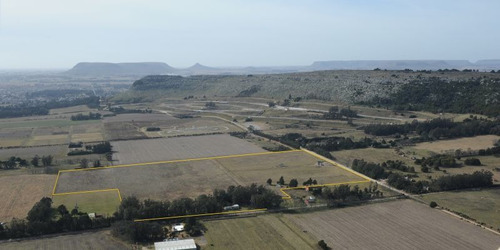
[70,112,102,121]
[0,155,53,170]
[0,198,109,239]
[115,184,282,221]
[363,117,500,139]
[387,170,493,193]
[414,155,458,168]
[320,184,383,207]
[323,106,358,120]
[67,142,112,156]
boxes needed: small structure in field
[316,161,324,167]
[171,223,185,232]
[154,239,197,250]
[305,196,316,205]
[223,204,240,211]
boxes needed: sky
[0,0,499,69]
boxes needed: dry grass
[0,174,55,222]
[286,200,500,250]
[49,105,93,115]
[203,214,317,250]
[53,191,121,217]
[0,230,130,250]
[215,150,366,185]
[413,135,500,154]
[56,160,238,201]
[332,148,415,167]
[111,134,266,165]
[420,188,500,230]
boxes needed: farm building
[154,239,197,250]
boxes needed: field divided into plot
[52,145,367,216]
[111,134,266,164]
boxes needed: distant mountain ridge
[65,60,500,77]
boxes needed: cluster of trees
[360,77,500,116]
[0,198,110,239]
[351,159,390,179]
[236,85,261,97]
[0,96,100,119]
[109,106,152,114]
[464,158,481,166]
[0,156,28,169]
[323,106,358,120]
[381,160,415,173]
[1,155,54,170]
[415,155,457,169]
[252,131,388,157]
[115,184,282,222]
[204,101,217,109]
[146,127,161,132]
[70,112,102,121]
[67,142,112,156]
[320,184,383,207]
[364,117,500,139]
[478,145,500,156]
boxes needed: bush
[464,158,481,166]
[430,201,438,208]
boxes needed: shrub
[430,201,438,208]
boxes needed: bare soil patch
[287,199,500,250]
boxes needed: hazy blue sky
[0,0,499,69]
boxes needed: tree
[80,159,89,168]
[289,179,298,187]
[41,155,53,167]
[268,101,276,108]
[278,176,285,185]
[205,101,217,109]
[31,155,40,167]
[266,178,272,185]
[184,218,206,236]
[430,201,438,208]
[93,160,101,168]
[27,198,53,223]
[318,240,330,250]
[464,158,481,166]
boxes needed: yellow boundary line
[58,150,302,173]
[51,147,371,221]
[133,208,268,222]
[279,180,371,199]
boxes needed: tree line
[67,142,112,156]
[0,198,110,239]
[352,159,493,194]
[0,155,53,170]
[363,117,500,140]
[0,96,100,118]
[70,112,102,121]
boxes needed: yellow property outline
[51,148,371,221]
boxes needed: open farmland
[0,174,55,222]
[55,160,239,201]
[0,230,130,250]
[420,188,500,230]
[54,150,365,210]
[52,191,121,217]
[413,135,500,154]
[286,200,500,250]
[214,150,366,185]
[203,214,317,250]
[111,134,265,164]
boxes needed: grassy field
[0,174,55,222]
[111,134,266,165]
[203,214,318,250]
[332,148,415,167]
[286,200,500,250]
[0,230,130,249]
[413,135,500,154]
[52,191,121,216]
[420,188,500,230]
